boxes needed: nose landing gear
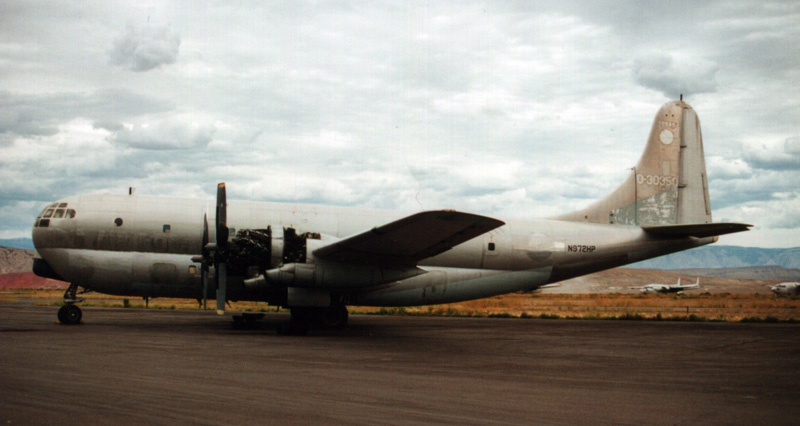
[57,283,84,325]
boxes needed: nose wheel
[57,304,82,325]
[58,283,84,325]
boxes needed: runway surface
[1,304,798,425]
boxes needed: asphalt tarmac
[1,305,798,425]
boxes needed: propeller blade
[216,183,228,248]
[216,262,226,315]
[202,213,209,310]
[202,265,208,310]
[215,183,228,315]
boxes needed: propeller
[191,183,229,315]
[214,183,229,315]
[191,213,210,310]
[201,214,210,309]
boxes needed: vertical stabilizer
[555,100,712,226]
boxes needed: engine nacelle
[254,260,424,290]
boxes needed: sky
[1,1,798,248]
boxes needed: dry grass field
[2,289,797,322]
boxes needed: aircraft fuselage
[32,193,710,307]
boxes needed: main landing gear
[57,283,83,325]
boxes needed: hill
[0,247,35,274]
[545,268,781,294]
[0,238,35,250]
[630,246,800,269]
[672,266,800,280]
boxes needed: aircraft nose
[32,200,77,249]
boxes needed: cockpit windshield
[35,203,76,228]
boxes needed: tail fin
[556,100,712,226]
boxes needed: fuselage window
[114,218,123,227]
[66,209,76,218]
[53,209,65,218]
[163,224,171,233]
[488,242,496,251]
[188,265,197,275]
[39,219,50,228]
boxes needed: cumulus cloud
[108,24,181,72]
[632,52,719,97]
[0,90,172,139]
[741,137,800,170]
[706,156,752,179]
[110,117,215,150]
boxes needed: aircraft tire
[58,304,82,325]
[321,304,348,329]
[57,305,68,323]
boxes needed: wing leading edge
[313,210,505,266]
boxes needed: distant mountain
[630,246,800,269]
[669,266,800,280]
[0,238,35,251]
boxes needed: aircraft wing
[643,222,752,238]
[313,210,504,266]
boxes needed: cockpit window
[36,203,74,226]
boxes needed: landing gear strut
[57,283,83,325]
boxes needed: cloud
[632,52,719,98]
[706,156,752,179]
[741,137,800,170]
[110,117,216,150]
[0,90,172,139]
[108,24,181,72]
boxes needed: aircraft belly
[47,248,200,298]
[349,267,552,307]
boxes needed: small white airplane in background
[630,277,700,294]
[771,282,800,296]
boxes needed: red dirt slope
[0,272,68,289]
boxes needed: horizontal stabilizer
[643,222,752,238]
[313,210,504,265]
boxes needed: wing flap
[643,222,752,238]
[313,210,504,265]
